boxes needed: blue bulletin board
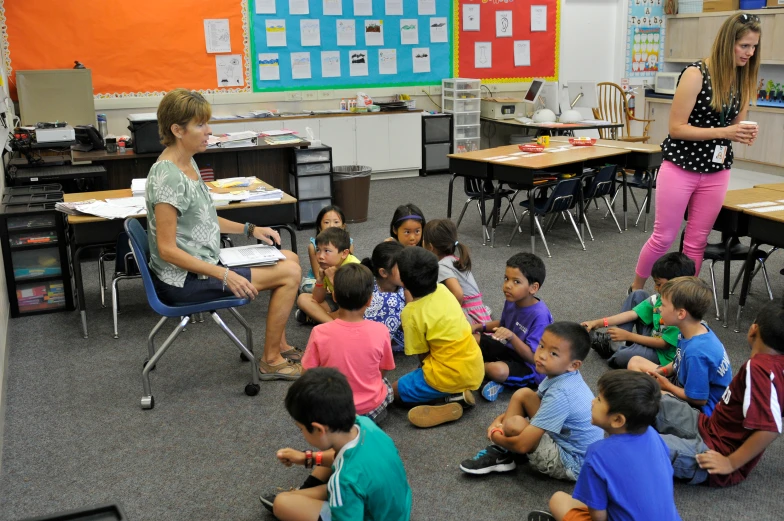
[249,0,453,91]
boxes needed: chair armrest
[628,114,655,124]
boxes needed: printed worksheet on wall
[413,48,430,73]
[265,20,287,47]
[204,19,231,53]
[216,55,244,86]
[324,0,342,15]
[301,19,321,46]
[379,49,397,74]
[337,19,356,46]
[258,54,281,80]
[291,52,312,79]
[418,0,435,15]
[349,50,369,76]
[463,5,479,31]
[430,17,447,43]
[289,0,309,15]
[365,20,384,46]
[354,0,372,15]
[514,40,531,66]
[400,19,418,45]
[321,51,341,77]
[531,6,547,32]
[256,0,276,14]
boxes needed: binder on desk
[219,244,287,267]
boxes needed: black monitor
[73,124,105,152]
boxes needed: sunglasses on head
[740,13,760,24]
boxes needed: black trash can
[332,165,372,223]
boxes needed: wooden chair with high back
[593,82,654,143]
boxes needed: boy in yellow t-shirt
[296,227,360,324]
[392,247,484,428]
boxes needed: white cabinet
[645,100,671,147]
[245,120,284,133]
[356,115,391,172]
[319,117,356,167]
[387,112,422,171]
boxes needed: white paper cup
[740,120,758,128]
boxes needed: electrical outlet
[285,92,303,101]
[430,85,442,95]
[318,90,333,100]
[303,91,318,100]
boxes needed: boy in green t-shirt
[296,227,360,325]
[271,368,412,521]
[582,252,695,369]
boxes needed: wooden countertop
[209,109,422,125]
[64,181,297,225]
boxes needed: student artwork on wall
[454,0,559,82]
[624,0,664,79]
[250,0,452,91]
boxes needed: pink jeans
[635,161,730,278]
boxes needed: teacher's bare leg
[250,250,301,366]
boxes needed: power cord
[421,89,442,110]
[481,84,493,98]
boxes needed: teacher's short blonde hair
[157,89,212,147]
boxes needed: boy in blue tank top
[533,370,682,521]
[271,368,411,521]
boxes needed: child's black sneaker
[444,389,476,409]
[589,330,614,359]
[259,487,292,512]
[459,444,517,475]
[294,309,315,325]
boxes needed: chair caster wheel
[143,359,156,371]
[141,395,155,409]
[245,383,260,396]
[240,352,253,362]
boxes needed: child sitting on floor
[536,371,682,521]
[473,252,553,401]
[629,276,731,416]
[300,205,355,293]
[302,263,395,423]
[582,252,695,368]
[460,322,603,481]
[423,218,491,325]
[361,241,408,351]
[269,368,412,521]
[653,300,784,487]
[386,203,426,247]
[296,227,360,325]
[392,247,484,428]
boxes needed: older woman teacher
[630,13,760,292]
[145,88,303,380]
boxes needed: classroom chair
[455,177,519,244]
[124,218,259,410]
[604,168,657,232]
[593,82,654,143]
[507,177,586,257]
[581,165,622,239]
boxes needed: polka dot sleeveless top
[661,61,740,173]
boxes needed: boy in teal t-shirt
[270,368,412,521]
[582,253,695,369]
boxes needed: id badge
[712,145,728,164]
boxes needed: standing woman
[630,13,760,291]
[146,88,303,380]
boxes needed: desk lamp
[559,92,584,123]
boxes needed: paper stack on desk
[210,188,283,205]
[131,179,147,196]
[219,244,286,267]
[207,131,258,148]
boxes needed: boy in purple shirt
[472,253,553,401]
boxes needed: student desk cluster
[716,184,784,332]
[64,182,298,339]
[446,138,663,251]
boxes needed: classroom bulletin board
[2,0,250,99]
[249,0,453,91]
[454,0,559,82]
[623,0,664,80]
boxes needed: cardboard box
[768,0,784,8]
[701,0,739,11]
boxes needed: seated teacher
[145,88,303,380]
[629,13,760,292]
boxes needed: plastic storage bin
[454,113,480,126]
[739,0,764,7]
[12,248,62,280]
[293,148,331,164]
[443,88,479,99]
[455,126,480,140]
[289,174,331,200]
[443,79,481,91]
[297,198,332,224]
[443,99,481,113]
[291,162,332,176]
[424,143,451,171]
[454,138,480,153]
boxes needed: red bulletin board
[454,0,559,82]
[2,0,249,99]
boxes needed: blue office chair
[124,218,259,410]
[507,177,585,257]
[582,165,622,239]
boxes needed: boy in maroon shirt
[654,300,784,486]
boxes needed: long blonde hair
[706,13,761,113]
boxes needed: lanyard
[720,90,736,127]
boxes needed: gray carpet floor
[1,174,783,521]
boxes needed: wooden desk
[71,140,311,191]
[64,182,297,338]
[447,144,631,251]
[752,183,784,192]
[711,188,784,328]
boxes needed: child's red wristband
[304,449,313,469]
[603,317,609,327]
[315,451,323,467]
[490,428,504,439]
[315,282,324,288]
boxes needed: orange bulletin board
[3,0,250,99]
